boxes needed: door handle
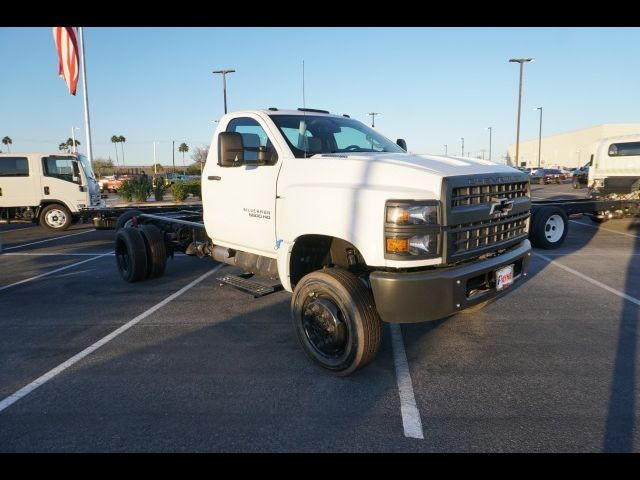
[44,186,50,195]
[208,176,221,181]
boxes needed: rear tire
[291,268,381,376]
[530,207,569,249]
[39,203,72,231]
[115,209,143,231]
[138,224,167,279]
[115,227,148,282]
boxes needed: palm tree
[118,135,126,167]
[178,142,189,175]
[2,136,12,152]
[153,163,164,172]
[59,142,70,152]
[111,135,120,167]
[66,137,81,153]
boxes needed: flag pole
[79,27,93,164]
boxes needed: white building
[507,123,640,169]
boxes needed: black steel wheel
[115,209,143,231]
[115,227,148,282]
[138,224,167,279]
[291,268,381,376]
[530,206,569,249]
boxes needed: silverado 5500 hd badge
[243,207,271,220]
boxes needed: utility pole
[461,137,464,157]
[172,140,175,173]
[535,107,543,168]
[444,144,448,156]
[487,126,493,161]
[153,141,157,174]
[367,112,380,128]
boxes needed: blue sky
[1,27,639,167]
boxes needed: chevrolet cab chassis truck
[107,108,536,375]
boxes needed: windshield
[76,154,95,180]
[269,114,405,158]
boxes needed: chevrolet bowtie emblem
[489,197,514,217]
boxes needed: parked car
[572,165,589,189]
[530,168,563,184]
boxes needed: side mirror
[396,138,407,151]
[218,132,245,167]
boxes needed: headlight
[385,200,441,259]
[386,204,438,225]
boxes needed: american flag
[52,27,79,96]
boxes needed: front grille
[449,212,528,255]
[452,182,528,207]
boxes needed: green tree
[59,142,69,152]
[118,135,126,166]
[153,163,164,172]
[92,157,114,177]
[2,136,12,152]
[178,142,189,175]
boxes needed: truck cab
[0,152,102,230]
[587,134,640,199]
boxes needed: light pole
[444,144,448,156]
[509,57,534,167]
[367,112,380,128]
[486,126,492,161]
[71,127,80,153]
[535,107,543,168]
[213,69,235,114]
[461,137,464,157]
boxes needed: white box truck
[0,153,102,230]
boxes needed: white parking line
[3,229,96,251]
[390,324,424,439]
[533,252,640,306]
[0,265,223,414]
[570,219,640,239]
[0,253,111,292]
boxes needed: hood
[312,152,522,178]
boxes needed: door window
[42,156,79,184]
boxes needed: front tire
[530,207,569,249]
[39,203,72,231]
[291,268,382,376]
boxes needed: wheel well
[38,200,72,216]
[289,234,367,288]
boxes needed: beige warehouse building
[507,123,640,169]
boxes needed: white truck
[587,134,640,201]
[0,152,102,230]
[111,108,532,375]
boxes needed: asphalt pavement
[0,182,638,452]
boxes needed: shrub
[117,180,134,202]
[171,180,188,202]
[153,178,166,201]
[184,179,201,199]
[119,176,152,203]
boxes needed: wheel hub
[303,297,347,357]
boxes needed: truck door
[40,155,87,212]
[203,115,281,256]
[0,155,40,208]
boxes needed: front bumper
[369,239,531,323]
